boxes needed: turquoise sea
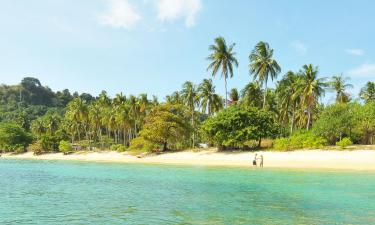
[1,159,374,225]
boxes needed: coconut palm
[359,81,375,103]
[229,88,239,105]
[240,82,263,108]
[297,64,328,130]
[66,97,88,142]
[166,91,183,105]
[249,41,281,109]
[181,81,198,147]
[329,75,353,103]
[207,37,238,108]
[197,79,223,115]
[276,71,300,133]
[31,118,45,137]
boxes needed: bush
[28,141,44,155]
[273,131,327,151]
[336,138,353,149]
[0,122,32,152]
[59,140,73,154]
[129,137,158,152]
[110,144,126,152]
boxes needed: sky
[0,0,374,103]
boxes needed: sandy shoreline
[2,150,375,171]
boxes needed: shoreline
[2,149,375,171]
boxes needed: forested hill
[0,77,95,107]
[0,77,95,130]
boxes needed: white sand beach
[3,149,375,171]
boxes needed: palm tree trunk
[263,82,267,109]
[290,107,295,134]
[123,128,127,147]
[225,76,228,108]
[306,107,311,130]
[191,110,195,148]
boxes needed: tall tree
[329,74,353,103]
[181,81,198,147]
[240,82,263,108]
[360,81,375,103]
[297,64,328,130]
[229,88,239,105]
[207,37,238,108]
[249,41,281,109]
[276,71,300,133]
[197,79,223,115]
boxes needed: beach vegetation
[0,122,32,153]
[273,131,327,151]
[336,138,353,149]
[59,140,73,154]
[201,106,279,149]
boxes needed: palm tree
[249,41,281,109]
[329,75,353,103]
[297,64,328,130]
[166,91,183,105]
[88,103,103,144]
[276,71,300,133]
[129,95,139,138]
[31,118,45,137]
[207,37,239,108]
[115,102,131,147]
[197,79,223,115]
[229,88,239,105]
[360,81,375,103]
[181,81,198,148]
[66,97,88,142]
[240,82,263,108]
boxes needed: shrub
[336,138,353,149]
[110,144,126,152]
[129,137,158,152]
[273,131,327,151]
[59,140,73,154]
[28,141,44,155]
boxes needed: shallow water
[0,159,374,225]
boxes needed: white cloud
[290,40,307,55]
[156,0,202,27]
[98,0,141,29]
[345,48,365,56]
[348,63,375,78]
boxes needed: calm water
[1,159,375,225]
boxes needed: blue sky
[0,0,374,103]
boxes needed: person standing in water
[259,155,264,167]
[253,154,257,166]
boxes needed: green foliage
[110,144,126,152]
[128,137,158,152]
[201,106,279,149]
[273,131,327,151]
[0,122,32,152]
[354,102,375,144]
[336,138,353,149]
[135,104,191,151]
[28,141,44,155]
[313,103,358,144]
[59,140,73,153]
[39,134,60,152]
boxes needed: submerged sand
[3,149,375,171]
